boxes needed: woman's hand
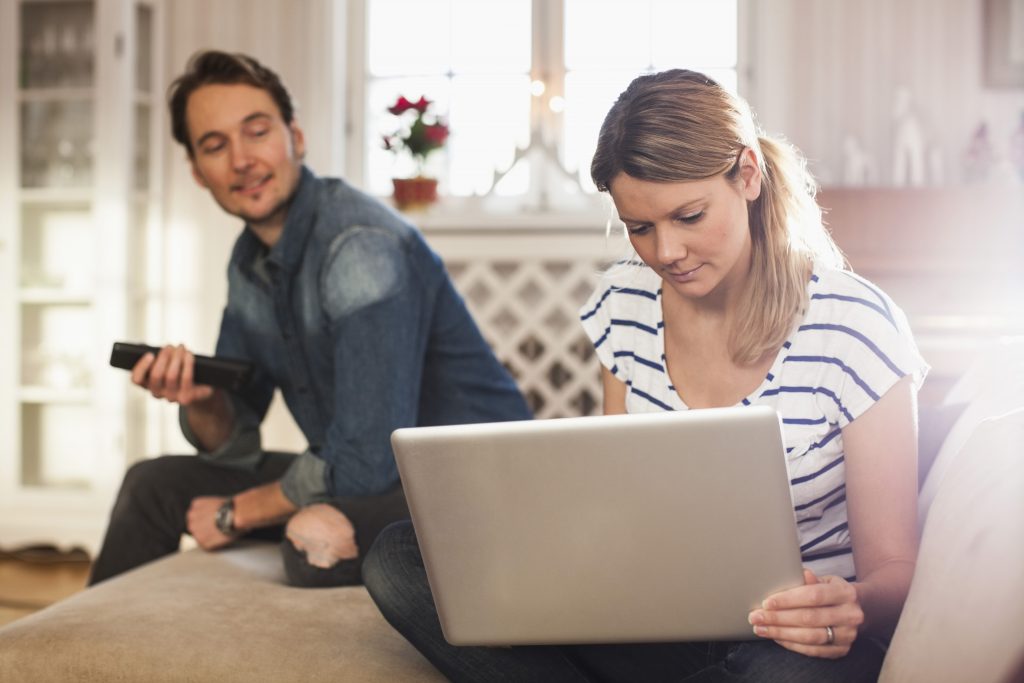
[748,569,864,658]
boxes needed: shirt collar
[263,165,317,274]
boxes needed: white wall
[744,0,1024,185]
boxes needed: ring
[824,625,835,645]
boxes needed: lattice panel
[438,236,616,418]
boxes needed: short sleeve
[814,272,930,427]
[579,280,620,378]
[578,263,662,387]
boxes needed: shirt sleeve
[579,276,622,380]
[279,450,329,505]
[179,304,276,470]
[827,278,930,427]
[282,226,428,504]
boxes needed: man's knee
[282,504,360,588]
[280,495,412,589]
[109,455,211,524]
[112,457,177,512]
[120,456,164,489]
[285,504,359,565]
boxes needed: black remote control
[109,342,253,393]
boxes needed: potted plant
[383,95,449,209]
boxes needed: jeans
[88,453,409,588]
[363,522,886,683]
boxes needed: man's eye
[248,127,269,138]
[201,142,225,154]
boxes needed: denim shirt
[181,167,531,505]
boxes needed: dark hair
[168,50,296,156]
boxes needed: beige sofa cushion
[0,543,445,682]
[918,337,1024,528]
[879,409,1024,683]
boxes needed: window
[353,0,738,205]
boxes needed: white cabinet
[0,0,163,553]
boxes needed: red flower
[384,94,449,174]
[388,96,416,115]
[424,123,449,145]
[389,95,433,115]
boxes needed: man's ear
[190,157,209,189]
[738,147,762,201]
[289,121,306,160]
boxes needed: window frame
[342,0,751,227]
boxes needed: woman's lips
[664,263,704,282]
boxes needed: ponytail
[730,135,845,364]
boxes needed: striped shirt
[579,263,928,580]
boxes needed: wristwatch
[215,498,236,536]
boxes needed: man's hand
[133,344,235,451]
[187,496,236,551]
[131,344,215,406]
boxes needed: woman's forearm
[854,557,917,639]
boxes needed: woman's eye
[677,211,704,224]
[627,225,651,236]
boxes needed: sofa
[1,340,1022,683]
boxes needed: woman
[364,70,926,682]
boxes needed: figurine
[842,135,876,186]
[963,122,995,183]
[891,87,926,186]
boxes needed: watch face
[216,500,235,535]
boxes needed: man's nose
[229,141,254,172]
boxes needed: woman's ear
[737,147,762,201]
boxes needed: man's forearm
[185,390,236,452]
[233,481,298,530]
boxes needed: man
[89,50,531,587]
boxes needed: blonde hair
[591,70,845,364]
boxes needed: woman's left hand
[748,568,864,658]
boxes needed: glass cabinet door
[1,0,162,552]
[17,0,97,491]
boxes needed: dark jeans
[363,522,886,683]
[88,453,409,588]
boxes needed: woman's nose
[655,226,688,266]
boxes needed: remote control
[109,342,253,393]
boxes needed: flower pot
[392,176,438,210]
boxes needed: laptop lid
[391,405,804,646]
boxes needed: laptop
[390,405,804,646]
